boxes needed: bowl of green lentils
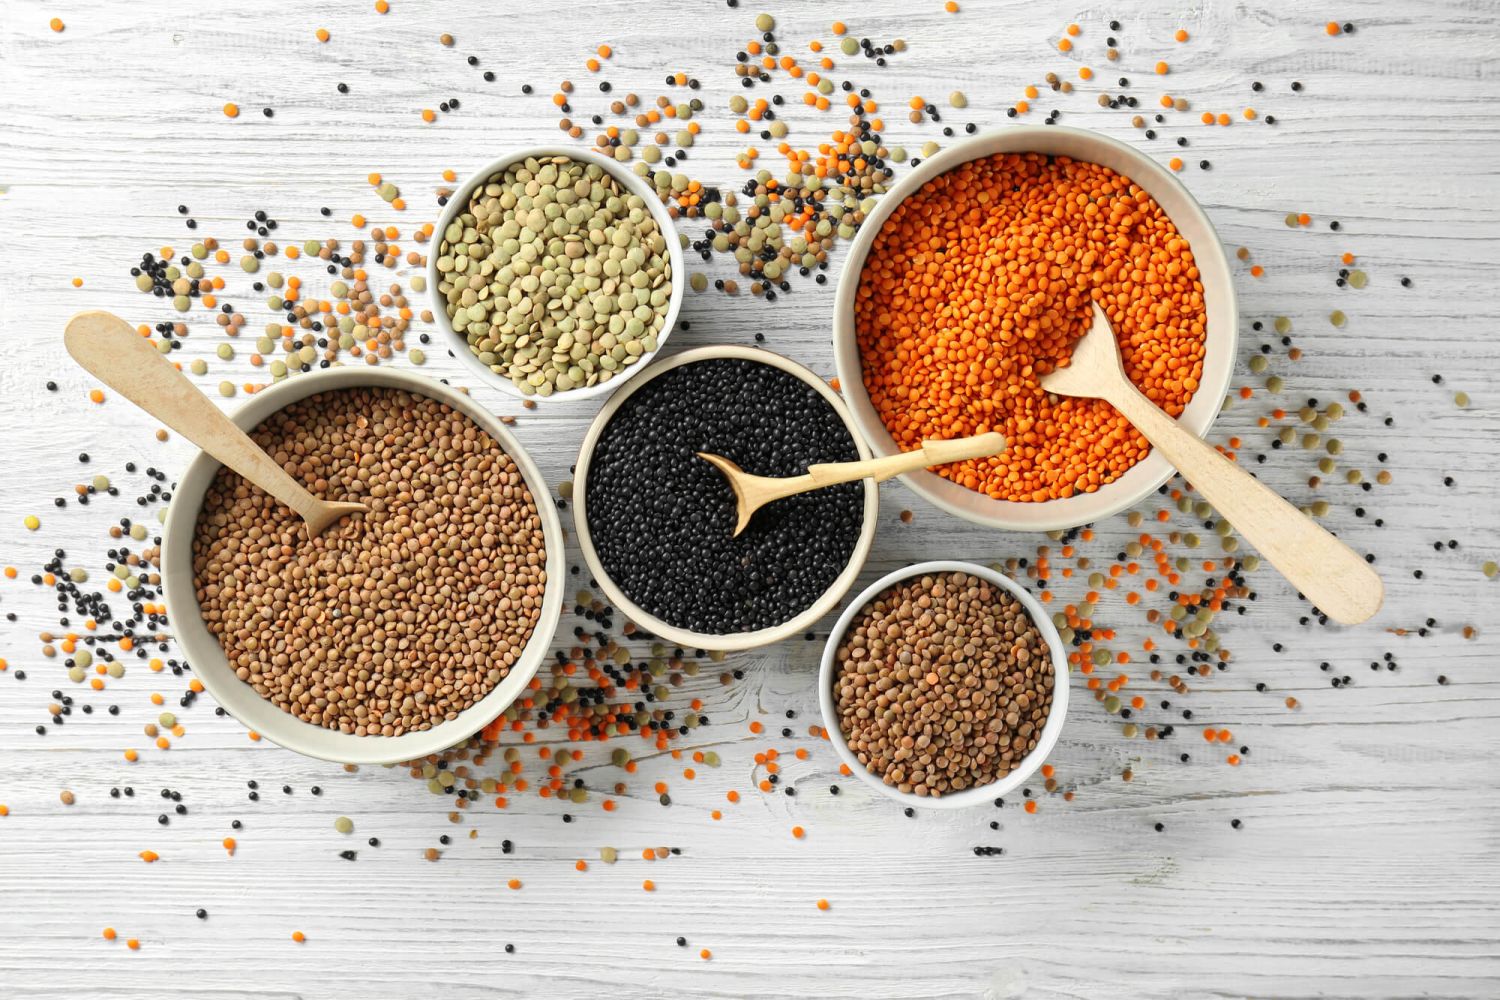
[428,147,685,402]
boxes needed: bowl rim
[831,124,1239,532]
[817,559,1070,810]
[425,145,686,404]
[159,367,567,765]
[571,344,880,652]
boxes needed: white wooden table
[2,0,1497,996]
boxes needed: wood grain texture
[1,0,1498,997]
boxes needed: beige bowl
[832,125,1238,532]
[427,146,686,404]
[160,367,567,765]
[572,345,879,652]
[819,560,1069,810]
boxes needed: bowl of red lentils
[428,147,685,402]
[160,367,567,764]
[819,560,1069,809]
[832,125,1238,532]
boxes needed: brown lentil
[191,387,548,736]
[832,571,1054,797]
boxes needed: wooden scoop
[699,432,1006,537]
[64,311,367,539]
[1040,303,1383,625]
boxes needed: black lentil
[585,358,863,634]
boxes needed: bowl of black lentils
[427,147,685,402]
[573,345,879,651]
[819,560,1069,809]
[161,366,567,765]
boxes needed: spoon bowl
[1041,303,1384,626]
[64,311,368,539]
[699,432,1006,537]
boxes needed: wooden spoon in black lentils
[586,357,865,634]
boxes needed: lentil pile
[854,152,1207,502]
[585,357,864,634]
[191,387,548,735]
[832,570,1055,796]
[435,155,673,396]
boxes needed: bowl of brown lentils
[161,367,567,764]
[428,148,685,402]
[819,561,1069,809]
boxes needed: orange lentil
[945,0,959,11]
[791,826,805,839]
[1175,28,1189,42]
[292,931,306,942]
[817,898,830,910]
[700,949,712,960]
[223,103,239,119]
[375,0,389,10]
[50,17,65,31]
[1156,62,1170,75]
[854,153,1206,503]
[315,28,330,42]
[642,879,655,892]
[139,850,159,863]
[127,939,140,951]
[507,879,522,890]
[1326,21,1341,35]
[103,927,116,940]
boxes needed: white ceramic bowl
[832,125,1238,532]
[572,344,879,652]
[427,146,686,404]
[818,560,1069,810]
[160,367,567,765]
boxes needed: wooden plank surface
[1,0,1497,996]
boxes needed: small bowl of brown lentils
[428,148,685,403]
[160,367,567,765]
[573,344,879,651]
[819,560,1069,809]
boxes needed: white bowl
[160,367,567,765]
[427,146,686,404]
[832,125,1238,532]
[818,560,1069,810]
[572,344,879,652]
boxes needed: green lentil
[334,816,354,834]
[218,381,236,397]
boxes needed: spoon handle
[806,431,1006,487]
[63,310,326,522]
[1109,384,1383,625]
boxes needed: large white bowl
[832,125,1238,532]
[572,344,879,652]
[160,367,567,765]
[427,146,686,404]
[819,560,1069,810]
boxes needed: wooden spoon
[699,431,1006,537]
[64,310,367,539]
[1040,303,1383,625]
